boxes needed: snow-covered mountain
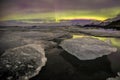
[105,14,120,22]
[100,14,120,26]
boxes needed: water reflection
[73,35,120,48]
[73,34,120,72]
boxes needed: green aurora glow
[1,7,120,22]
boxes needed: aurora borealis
[0,0,120,22]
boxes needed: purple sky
[1,0,120,12]
[0,0,120,21]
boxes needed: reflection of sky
[73,35,120,48]
[0,0,120,21]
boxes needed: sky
[0,0,120,22]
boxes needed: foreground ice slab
[60,38,117,60]
[0,44,47,80]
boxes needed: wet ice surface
[60,38,117,60]
[0,44,47,80]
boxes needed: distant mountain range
[99,14,120,26]
[83,14,120,30]
[60,19,101,26]
[84,14,120,26]
[0,14,120,27]
[0,19,101,26]
[105,14,120,22]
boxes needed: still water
[73,35,120,48]
[73,34,120,72]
